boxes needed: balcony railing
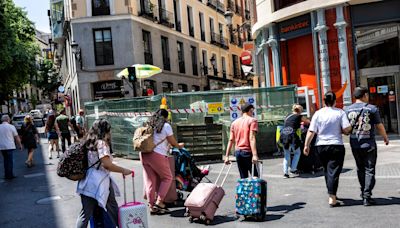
[189,26,194,37]
[211,33,229,49]
[175,21,181,32]
[227,1,235,11]
[138,3,157,21]
[163,57,171,71]
[235,5,242,15]
[157,7,174,28]
[202,66,209,76]
[233,65,241,78]
[179,60,185,73]
[222,70,227,78]
[201,31,206,41]
[207,0,225,14]
[144,52,153,64]
[245,9,251,20]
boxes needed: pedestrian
[56,109,73,153]
[20,115,40,168]
[225,102,259,178]
[303,91,352,207]
[140,109,183,215]
[76,119,132,228]
[75,109,86,139]
[45,113,60,159]
[0,115,22,180]
[345,87,389,206]
[280,104,310,178]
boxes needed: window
[199,12,205,41]
[93,28,114,65]
[187,6,194,37]
[211,53,218,76]
[162,82,173,93]
[191,85,200,91]
[142,30,152,64]
[191,46,198,76]
[209,17,215,35]
[178,84,188,92]
[144,80,157,95]
[274,0,306,11]
[161,36,170,70]
[92,0,110,16]
[232,54,240,77]
[202,50,208,75]
[221,56,226,78]
[174,0,181,31]
[177,41,185,73]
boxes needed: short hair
[354,87,369,99]
[324,91,336,107]
[158,109,169,119]
[292,104,303,113]
[1,115,10,122]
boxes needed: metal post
[267,24,281,86]
[262,28,271,87]
[315,9,331,94]
[311,11,323,108]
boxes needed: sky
[14,0,51,33]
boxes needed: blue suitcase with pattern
[235,161,267,221]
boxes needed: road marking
[284,194,292,197]
[24,172,45,178]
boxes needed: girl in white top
[304,91,352,207]
[76,119,132,228]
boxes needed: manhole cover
[35,195,75,205]
[32,184,57,192]
[24,172,45,178]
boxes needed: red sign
[370,87,377,94]
[240,51,252,66]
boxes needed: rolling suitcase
[235,161,267,221]
[184,164,232,225]
[118,171,149,228]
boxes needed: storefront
[92,80,123,100]
[351,0,400,133]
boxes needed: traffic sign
[240,51,252,66]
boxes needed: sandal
[154,204,170,214]
[149,206,159,215]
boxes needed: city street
[1,134,400,228]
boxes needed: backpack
[70,116,79,132]
[57,142,100,181]
[133,125,166,153]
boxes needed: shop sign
[377,85,388,94]
[278,14,311,40]
[229,94,257,122]
[369,87,376,94]
[207,103,224,115]
[93,80,122,99]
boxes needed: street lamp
[71,41,82,69]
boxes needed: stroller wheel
[189,217,194,223]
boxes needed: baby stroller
[171,148,210,200]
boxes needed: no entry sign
[240,51,252,66]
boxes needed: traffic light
[127,67,136,82]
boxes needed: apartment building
[50,0,253,114]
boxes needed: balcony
[179,61,186,73]
[207,0,225,14]
[189,26,194,37]
[245,9,251,20]
[222,70,227,78]
[235,5,242,15]
[157,7,174,28]
[202,66,209,76]
[138,3,157,21]
[227,1,235,12]
[175,21,181,32]
[211,33,229,49]
[144,52,153,64]
[201,31,206,41]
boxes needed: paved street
[1,135,400,228]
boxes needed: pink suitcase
[184,164,232,225]
[118,171,149,228]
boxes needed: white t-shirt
[309,107,351,146]
[0,122,18,150]
[153,123,173,156]
[87,140,112,173]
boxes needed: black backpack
[57,143,100,181]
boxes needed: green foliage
[0,0,39,103]
[37,59,59,96]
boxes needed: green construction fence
[85,85,296,160]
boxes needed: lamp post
[71,42,82,70]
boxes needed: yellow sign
[207,103,224,114]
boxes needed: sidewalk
[1,137,400,228]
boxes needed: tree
[37,59,59,99]
[0,0,39,107]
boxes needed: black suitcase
[297,134,322,174]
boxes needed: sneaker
[363,198,376,206]
[283,174,290,178]
[290,170,300,177]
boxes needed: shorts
[48,131,58,140]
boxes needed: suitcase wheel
[199,214,206,221]
[188,216,194,223]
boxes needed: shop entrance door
[367,75,398,133]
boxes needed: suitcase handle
[215,163,232,187]
[251,161,263,178]
[123,170,135,205]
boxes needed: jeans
[60,132,71,153]
[351,147,377,199]
[1,149,14,178]
[283,144,301,174]
[235,150,258,179]
[76,184,118,228]
[317,145,345,195]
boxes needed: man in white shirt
[0,115,22,180]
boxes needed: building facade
[51,0,254,116]
[252,0,400,133]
